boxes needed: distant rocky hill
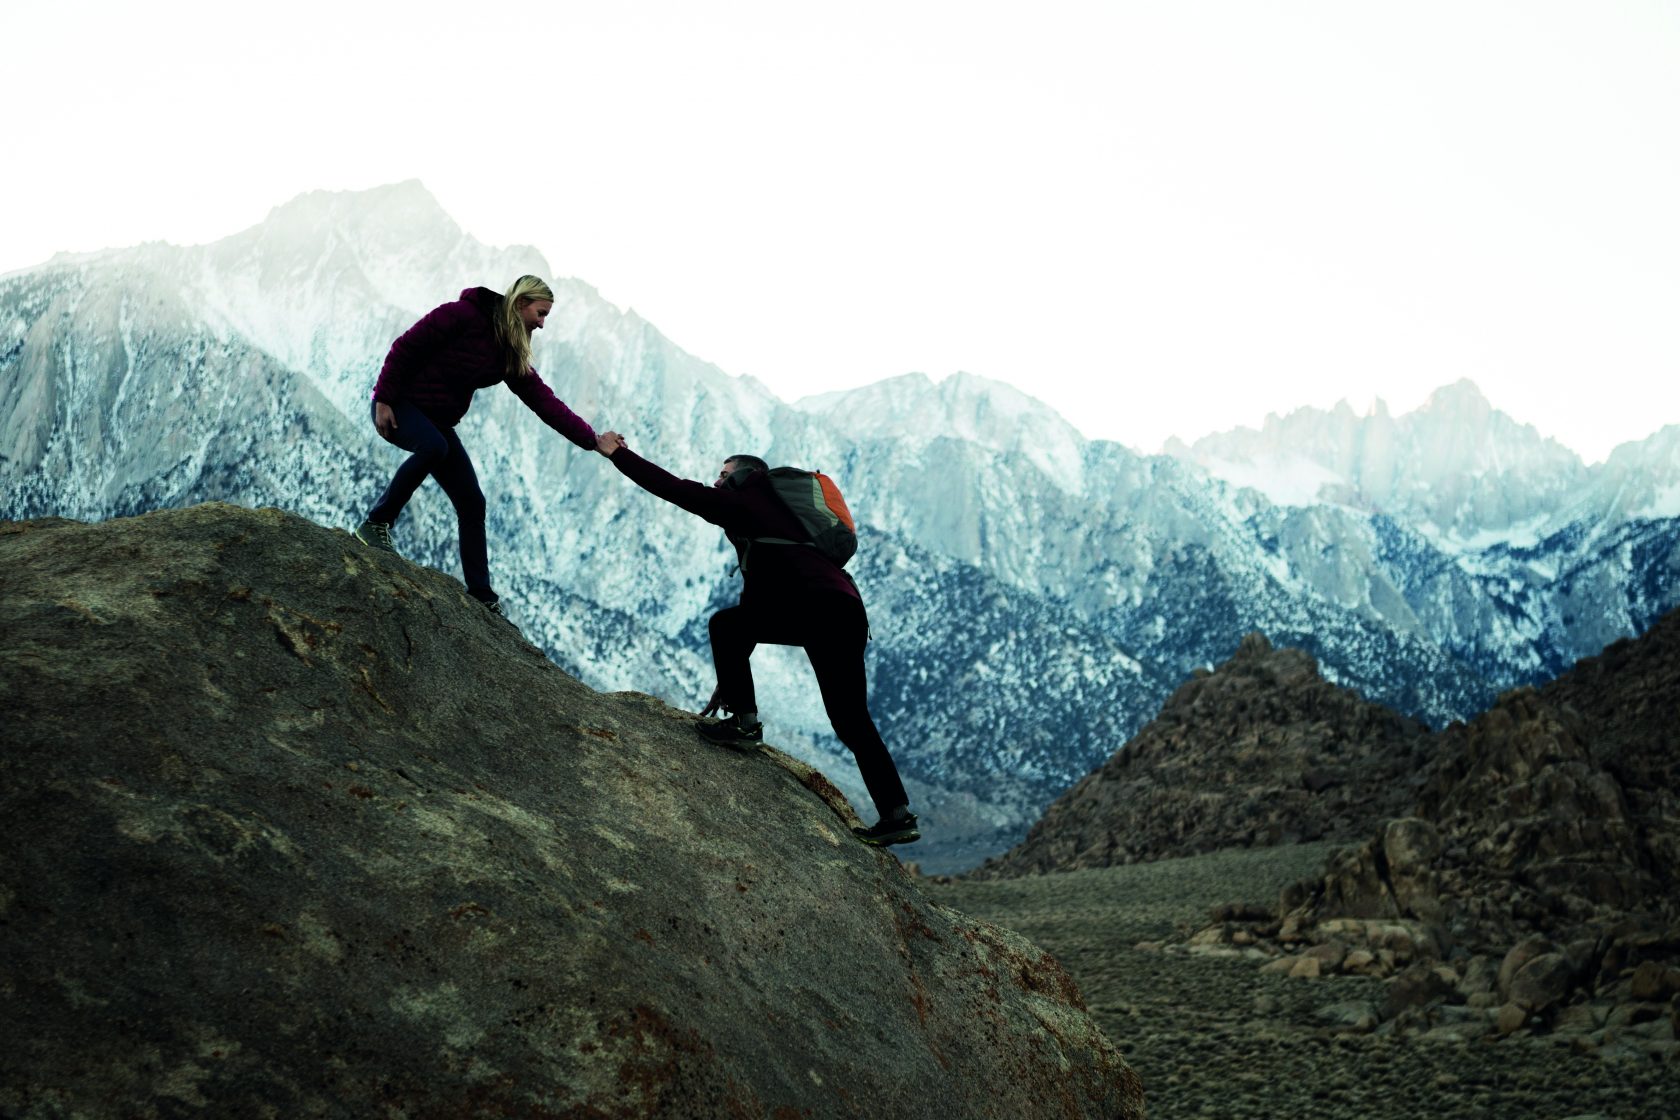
[972,633,1435,876]
[1275,607,1679,954]
[1048,614,1680,1054]
[0,503,1142,1119]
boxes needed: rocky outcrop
[973,633,1433,876]
[0,504,1143,1119]
[1180,609,1680,1056]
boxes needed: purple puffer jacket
[370,287,596,449]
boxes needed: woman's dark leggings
[709,596,910,817]
[367,399,494,602]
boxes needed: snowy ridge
[796,371,1087,494]
[1167,380,1591,549]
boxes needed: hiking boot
[853,812,920,847]
[483,597,520,634]
[696,715,763,747]
[354,519,397,554]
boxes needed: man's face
[713,460,739,488]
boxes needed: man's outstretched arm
[596,432,734,527]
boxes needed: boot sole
[855,828,921,847]
[694,724,762,749]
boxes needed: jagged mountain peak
[1195,378,1567,460]
[796,369,1077,431]
[794,370,932,412]
[1225,378,1549,459]
[206,181,547,310]
[1421,376,1492,413]
[171,183,552,417]
[795,369,1087,489]
[1171,379,1587,538]
[251,179,457,237]
[1269,393,1390,430]
[9,184,449,279]
[1606,422,1680,465]
[1571,422,1680,524]
[1411,379,1574,463]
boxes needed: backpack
[751,466,858,568]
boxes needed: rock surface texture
[0,504,1143,1119]
[974,633,1433,876]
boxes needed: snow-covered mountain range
[5,181,1676,872]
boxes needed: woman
[354,275,598,621]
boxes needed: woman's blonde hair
[495,274,556,379]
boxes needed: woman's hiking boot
[354,519,397,554]
[483,598,520,634]
[696,714,763,747]
[853,811,920,847]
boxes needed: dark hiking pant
[367,399,494,602]
[709,596,910,818]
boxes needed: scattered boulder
[1631,962,1680,1003]
[1315,1002,1381,1033]
[1500,936,1563,999]
[1552,1002,1607,1035]
[1383,964,1461,1020]
[1457,954,1499,998]
[1301,940,1349,971]
[1508,953,1575,1015]
[1381,817,1444,921]
[1210,901,1275,924]
[1496,1003,1531,1036]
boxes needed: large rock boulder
[0,504,1143,1119]
[974,631,1433,876]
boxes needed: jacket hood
[461,287,502,314]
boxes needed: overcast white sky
[5,1,1677,462]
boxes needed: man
[595,430,919,847]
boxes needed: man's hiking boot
[696,715,763,748]
[354,519,397,554]
[853,812,920,847]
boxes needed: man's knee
[454,483,486,520]
[832,715,889,755]
[709,608,743,639]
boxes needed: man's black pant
[709,596,909,817]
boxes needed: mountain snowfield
[5,181,1677,872]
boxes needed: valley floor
[925,844,1678,1120]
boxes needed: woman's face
[518,299,554,333]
